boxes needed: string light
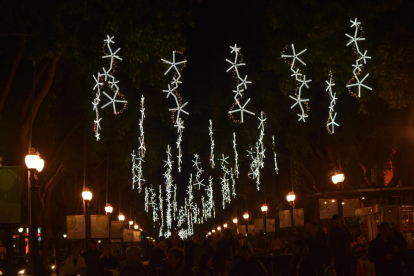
[163,145,174,232]
[272,136,279,174]
[326,72,339,134]
[345,18,372,97]
[226,44,255,123]
[161,51,188,172]
[248,111,266,191]
[233,133,239,178]
[209,120,215,168]
[131,96,146,191]
[281,44,311,121]
[158,184,164,237]
[219,154,231,208]
[92,35,128,141]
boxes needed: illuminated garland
[163,145,174,233]
[92,35,128,141]
[158,184,164,237]
[219,154,231,208]
[326,71,339,134]
[248,112,266,191]
[233,133,239,178]
[272,136,279,174]
[131,95,146,191]
[209,120,215,168]
[281,44,311,122]
[192,154,205,190]
[161,51,188,172]
[226,44,255,123]
[345,18,372,97]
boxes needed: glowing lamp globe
[207,232,211,236]
[37,158,45,172]
[129,220,134,226]
[223,223,228,228]
[105,204,113,213]
[286,192,296,202]
[217,226,221,231]
[243,213,249,220]
[233,218,238,224]
[332,172,345,184]
[82,190,92,201]
[212,229,215,233]
[25,153,40,170]
[261,205,268,212]
[118,213,125,221]
[134,224,139,230]
[18,228,24,233]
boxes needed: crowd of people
[60,214,413,276]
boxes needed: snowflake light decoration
[192,154,205,190]
[345,18,372,97]
[131,96,146,191]
[92,35,128,141]
[209,120,215,168]
[226,44,255,123]
[281,44,311,121]
[326,72,339,134]
[161,51,188,172]
[219,154,231,208]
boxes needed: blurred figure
[185,232,214,272]
[99,245,119,276]
[368,222,402,276]
[356,250,375,276]
[290,240,312,276]
[328,214,351,276]
[229,245,266,276]
[166,230,184,251]
[63,245,86,276]
[305,222,325,275]
[119,246,146,276]
[270,234,282,254]
[252,230,270,256]
[216,228,240,276]
[82,239,101,276]
[194,254,214,276]
[165,247,187,276]
[149,240,167,264]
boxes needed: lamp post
[286,191,296,234]
[243,213,249,235]
[25,148,44,276]
[261,204,268,234]
[82,188,92,240]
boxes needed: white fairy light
[158,184,164,237]
[204,176,215,219]
[145,186,149,212]
[247,111,266,191]
[173,184,177,220]
[161,51,188,171]
[281,44,311,121]
[325,72,339,134]
[131,96,146,191]
[233,133,239,178]
[272,136,279,174]
[345,18,372,97]
[230,168,236,199]
[219,154,231,208]
[209,120,215,168]
[226,44,255,123]
[92,35,128,141]
[163,145,174,232]
[192,154,205,190]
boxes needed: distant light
[362,197,365,200]
[223,223,228,228]
[63,234,67,238]
[332,172,345,184]
[341,201,345,205]
[18,269,25,275]
[331,199,336,203]
[98,240,101,243]
[18,228,24,233]
[212,229,215,233]
[82,189,92,201]
[105,204,113,213]
[233,218,238,224]
[129,220,134,226]
[217,226,221,231]
[134,224,139,230]
[261,205,268,212]
[207,232,211,236]
[286,192,296,202]
[118,214,125,221]
[324,200,327,205]
[243,213,249,219]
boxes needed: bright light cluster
[131,96,146,191]
[92,35,128,141]
[204,176,215,219]
[326,72,339,134]
[219,154,231,209]
[272,135,279,174]
[163,145,174,233]
[192,154,205,190]
[158,184,164,237]
[226,44,255,123]
[209,120,215,168]
[233,133,239,178]
[161,51,188,172]
[281,44,311,122]
[248,112,266,191]
[345,18,372,97]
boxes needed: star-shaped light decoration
[101,91,128,115]
[228,98,255,123]
[281,44,307,69]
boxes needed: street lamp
[118,213,125,221]
[134,224,139,230]
[243,213,249,235]
[105,204,113,214]
[261,204,268,233]
[129,220,134,227]
[217,226,221,231]
[233,218,238,224]
[25,148,44,276]
[332,171,345,184]
[286,191,296,234]
[82,188,92,240]
[223,223,228,228]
